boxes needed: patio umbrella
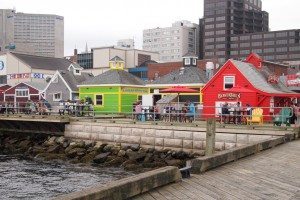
[160,86,198,108]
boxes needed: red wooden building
[0,84,11,103]
[3,82,46,106]
[202,54,300,120]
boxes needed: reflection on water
[0,155,133,200]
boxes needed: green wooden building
[78,56,148,114]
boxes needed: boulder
[44,136,57,146]
[166,159,182,167]
[47,144,62,154]
[130,144,140,151]
[18,140,32,150]
[55,136,65,145]
[103,144,114,152]
[63,140,70,148]
[143,153,154,163]
[126,151,146,162]
[66,148,86,158]
[93,152,111,164]
[123,163,141,171]
[117,150,126,157]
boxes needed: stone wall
[65,122,286,153]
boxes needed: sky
[1,0,300,56]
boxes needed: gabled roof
[110,56,124,62]
[59,70,94,91]
[231,60,296,94]
[150,67,207,85]
[11,52,73,71]
[80,69,145,86]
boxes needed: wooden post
[206,118,216,156]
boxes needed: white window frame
[184,58,190,65]
[95,94,103,106]
[53,92,62,102]
[223,76,235,90]
[192,58,197,65]
[15,89,29,97]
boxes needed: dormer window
[184,58,190,65]
[74,69,81,75]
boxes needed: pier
[133,140,300,200]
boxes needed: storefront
[202,57,300,120]
[78,57,149,114]
[3,82,47,106]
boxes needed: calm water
[0,155,133,200]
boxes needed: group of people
[133,101,197,123]
[58,99,94,116]
[25,100,51,115]
[221,102,252,124]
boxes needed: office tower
[202,0,269,62]
[143,20,199,62]
[0,9,64,58]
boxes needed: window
[53,92,62,101]
[15,89,29,97]
[184,58,190,65]
[224,76,235,89]
[192,59,197,65]
[95,95,103,106]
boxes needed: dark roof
[80,69,145,85]
[231,60,296,94]
[11,52,73,71]
[151,67,208,85]
[60,70,94,91]
[110,56,124,62]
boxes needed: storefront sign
[218,93,240,100]
[286,74,300,86]
[7,73,31,80]
[122,87,148,94]
[7,73,48,80]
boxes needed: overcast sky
[1,0,300,56]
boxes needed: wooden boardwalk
[133,140,300,200]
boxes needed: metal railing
[0,101,297,126]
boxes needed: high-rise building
[202,0,269,62]
[143,20,199,62]
[201,0,300,63]
[0,9,64,58]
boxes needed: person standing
[187,101,196,123]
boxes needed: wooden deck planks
[136,140,300,200]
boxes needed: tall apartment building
[201,0,300,63]
[143,20,199,62]
[0,9,64,58]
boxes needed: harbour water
[0,155,133,200]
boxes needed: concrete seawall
[53,166,181,200]
[65,122,288,152]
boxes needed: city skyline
[1,0,300,56]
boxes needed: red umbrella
[160,86,198,108]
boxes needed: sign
[121,87,148,94]
[7,73,49,80]
[286,74,300,87]
[218,93,241,100]
[7,73,31,80]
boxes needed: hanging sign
[218,93,240,100]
